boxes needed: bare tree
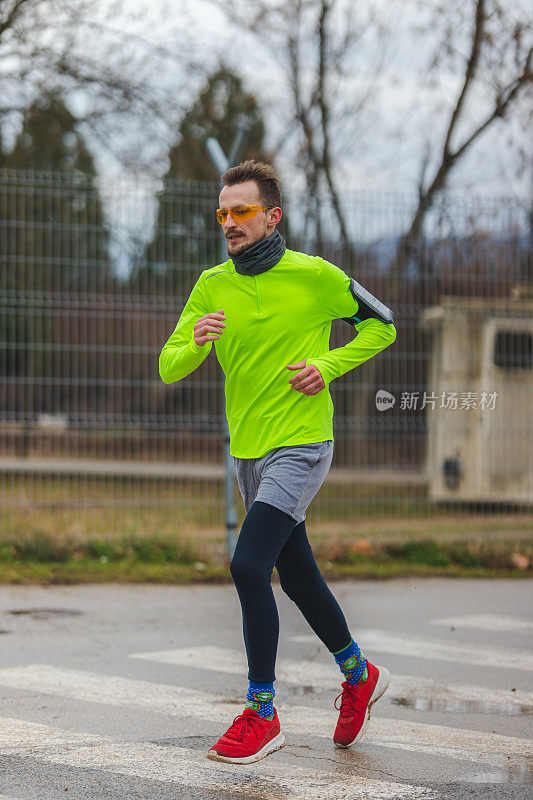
[396,0,532,274]
[0,0,201,172]
[206,0,392,254]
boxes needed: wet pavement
[0,577,531,799]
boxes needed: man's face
[218,180,281,256]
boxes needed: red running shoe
[333,660,390,748]
[207,707,285,764]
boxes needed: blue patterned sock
[246,680,275,719]
[332,637,368,685]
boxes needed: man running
[159,160,396,764]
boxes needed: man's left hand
[286,360,325,395]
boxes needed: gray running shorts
[233,440,334,524]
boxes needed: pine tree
[134,67,270,296]
[0,94,111,416]
[1,94,110,294]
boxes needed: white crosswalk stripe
[1,716,434,799]
[287,628,533,670]
[429,614,533,632]
[0,665,530,767]
[128,645,533,711]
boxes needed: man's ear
[268,207,282,227]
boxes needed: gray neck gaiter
[231,229,286,276]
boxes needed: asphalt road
[0,577,531,800]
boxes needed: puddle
[463,772,509,783]
[214,697,243,705]
[460,759,533,784]
[151,735,212,750]
[6,608,84,620]
[214,686,319,704]
[391,696,531,716]
[284,684,318,696]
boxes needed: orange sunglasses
[216,204,272,224]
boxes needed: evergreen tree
[1,94,110,294]
[134,67,270,296]
[0,94,111,415]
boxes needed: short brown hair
[222,160,282,208]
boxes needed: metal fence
[1,168,531,547]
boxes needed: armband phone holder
[341,277,394,326]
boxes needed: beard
[229,231,268,256]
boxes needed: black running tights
[229,500,352,683]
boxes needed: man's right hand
[193,309,226,346]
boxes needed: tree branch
[316,0,350,249]
[0,0,34,42]
[452,45,532,163]
[441,0,486,159]
[402,9,531,247]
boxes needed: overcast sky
[3,0,529,268]
[47,0,527,204]
[2,0,530,200]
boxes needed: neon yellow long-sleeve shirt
[159,248,396,458]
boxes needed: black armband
[341,277,394,326]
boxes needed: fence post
[206,127,248,561]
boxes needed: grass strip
[0,532,530,584]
